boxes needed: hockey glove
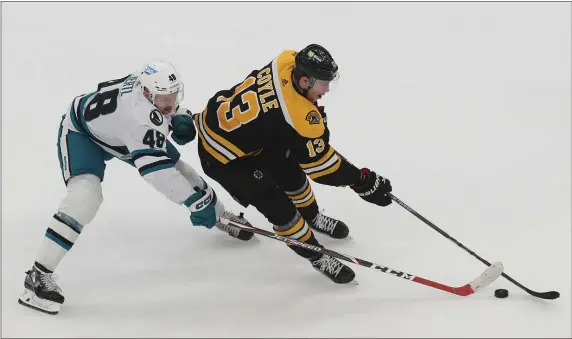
[184,185,220,228]
[351,168,393,206]
[171,108,196,145]
[317,106,328,126]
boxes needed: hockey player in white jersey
[18,60,253,315]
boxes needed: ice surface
[2,2,570,338]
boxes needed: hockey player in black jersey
[192,44,393,284]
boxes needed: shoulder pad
[273,60,324,138]
[128,96,169,130]
[295,107,324,138]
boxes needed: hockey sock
[34,212,83,272]
[285,179,319,221]
[273,212,323,260]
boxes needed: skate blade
[333,278,359,286]
[314,232,353,242]
[18,289,60,315]
[315,270,360,286]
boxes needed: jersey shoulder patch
[272,51,324,139]
[305,110,321,124]
[122,96,170,146]
[148,109,164,127]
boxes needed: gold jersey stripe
[202,107,245,157]
[308,156,342,179]
[194,115,230,164]
[299,147,335,169]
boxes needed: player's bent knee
[59,174,103,225]
[251,185,296,226]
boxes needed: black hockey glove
[317,105,328,126]
[351,168,392,206]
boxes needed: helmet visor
[312,73,339,92]
[155,92,177,106]
[154,92,178,115]
[153,84,184,116]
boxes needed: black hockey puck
[494,289,509,298]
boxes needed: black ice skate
[216,211,255,241]
[310,254,356,284]
[18,266,64,315]
[308,210,350,239]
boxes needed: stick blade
[452,262,504,296]
[535,291,560,299]
[469,261,504,293]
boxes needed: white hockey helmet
[137,60,184,114]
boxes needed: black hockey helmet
[293,44,339,86]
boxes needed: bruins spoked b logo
[305,111,320,125]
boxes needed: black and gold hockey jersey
[194,50,362,187]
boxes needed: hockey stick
[219,215,504,297]
[387,193,560,300]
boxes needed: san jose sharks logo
[149,109,163,126]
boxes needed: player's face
[154,93,178,115]
[307,80,331,102]
[298,76,337,103]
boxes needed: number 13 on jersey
[216,77,260,132]
[307,138,325,157]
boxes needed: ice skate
[307,210,350,239]
[310,254,357,284]
[18,266,64,315]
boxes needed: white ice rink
[2,2,571,337]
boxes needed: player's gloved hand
[350,168,393,206]
[171,107,196,145]
[184,185,223,228]
[317,106,328,125]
